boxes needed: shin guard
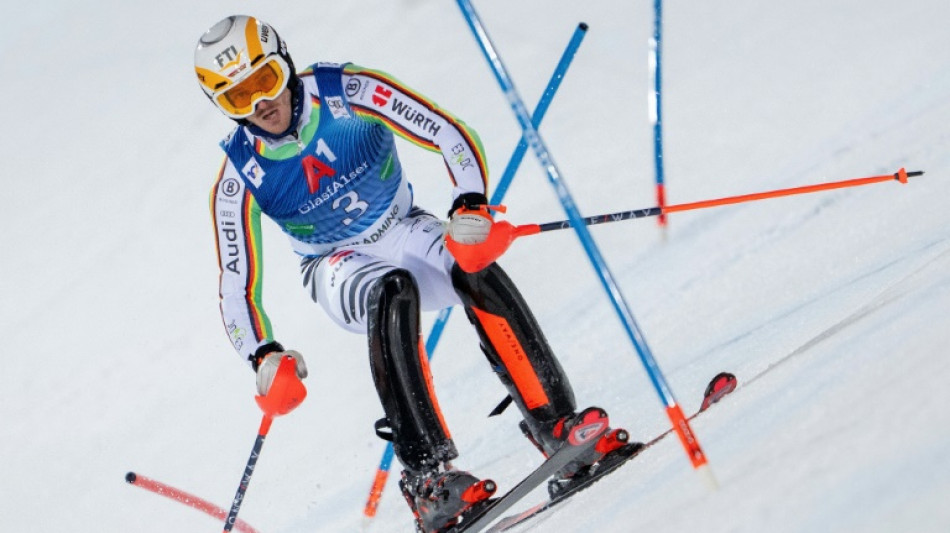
[367,269,457,472]
[451,263,576,429]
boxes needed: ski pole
[125,472,261,533]
[457,0,715,479]
[530,168,923,233]
[224,355,307,532]
[450,168,924,263]
[361,22,590,521]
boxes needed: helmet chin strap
[241,74,305,140]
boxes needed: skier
[195,15,631,532]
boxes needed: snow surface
[3,0,950,532]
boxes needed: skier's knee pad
[451,263,576,423]
[367,269,457,472]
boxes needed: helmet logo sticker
[215,45,242,70]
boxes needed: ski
[488,372,738,532]
[440,407,612,533]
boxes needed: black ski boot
[400,466,497,533]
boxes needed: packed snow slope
[2,0,949,532]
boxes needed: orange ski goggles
[212,56,290,118]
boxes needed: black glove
[250,341,285,371]
[448,192,489,217]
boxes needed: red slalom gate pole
[125,472,261,533]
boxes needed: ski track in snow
[707,236,950,377]
[744,242,950,386]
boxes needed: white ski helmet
[194,15,297,119]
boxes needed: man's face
[245,88,292,135]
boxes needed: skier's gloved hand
[447,192,493,245]
[252,342,308,396]
[445,193,517,273]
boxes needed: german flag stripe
[351,103,438,151]
[241,193,271,342]
[351,67,488,189]
[210,159,272,345]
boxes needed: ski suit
[209,63,575,472]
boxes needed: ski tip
[700,372,737,412]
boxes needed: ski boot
[520,406,638,499]
[399,466,497,533]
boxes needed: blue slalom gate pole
[456,0,713,476]
[362,23,590,520]
[491,22,589,205]
[650,0,668,227]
